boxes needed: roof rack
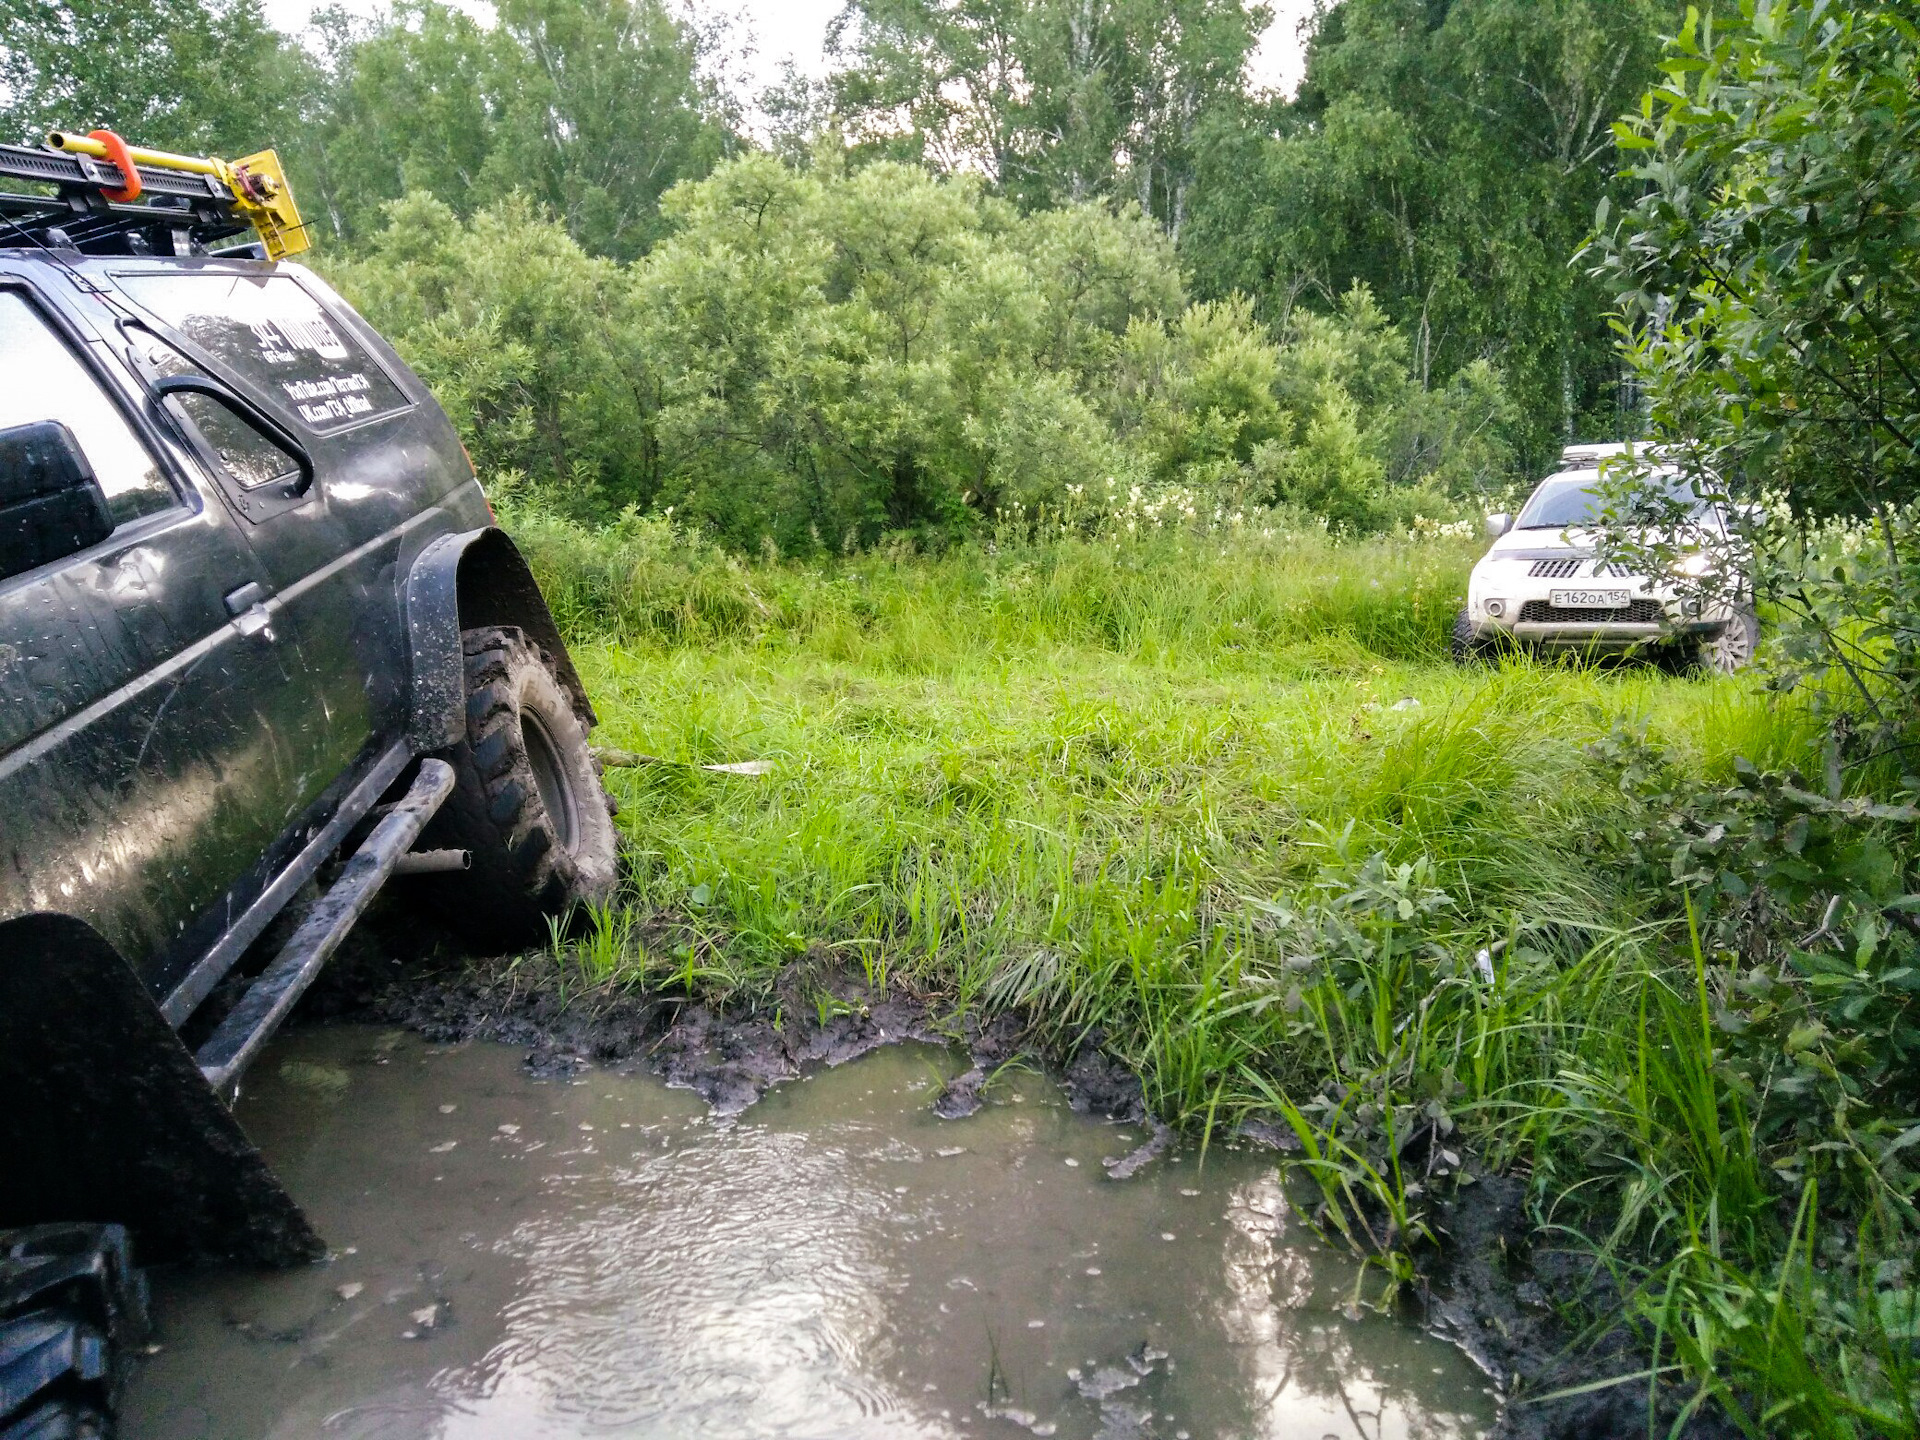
[1559,441,1632,466]
[0,129,308,260]
[1556,441,1681,474]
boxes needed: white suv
[1453,444,1758,673]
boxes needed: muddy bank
[311,924,1161,1142]
[1426,1179,1741,1440]
[304,921,1727,1440]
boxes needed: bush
[326,161,1523,549]
[323,193,654,504]
[632,155,1198,550]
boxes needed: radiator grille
[1527,558,1581,578]
[1518,599,1666,625]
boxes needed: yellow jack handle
[47,130,309,260]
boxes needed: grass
[503,495,1908,1436]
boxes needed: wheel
[1450,608,1488,664]
[1694,607,1759,674]
[0,1224,148,1440]
[416,626,619,946]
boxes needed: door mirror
[0,420,113,581]
[1484,511,1513,539]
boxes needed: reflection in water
[124,1029,1495,1440]
[442,1125,952,1438]
[1217,1171,1466,1439]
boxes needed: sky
[261,0,1317,99]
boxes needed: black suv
[0,137,617,1436]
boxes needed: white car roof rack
[1559,441,1632,468]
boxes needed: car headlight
[1672,552,1713,577]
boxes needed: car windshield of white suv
[1515,469,1707,530]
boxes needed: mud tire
[1450,608,1489,665]
[0,1225,148,1440]
[418,626,618,947]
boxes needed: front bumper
[1467,569,1733,649]
[1508,614,1723,649]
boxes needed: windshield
[1515,468,1710,530]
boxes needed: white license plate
[1549,588,1632,609]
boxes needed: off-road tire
[0,1225,149,1440]
[1450,607,1488,664]
[417,626,618,946]
[1693,607,1760,675]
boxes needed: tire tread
[415,626,618,946]
[0,1225,146,1440]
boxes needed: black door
[0,277,315,993]
[110,264,459,791]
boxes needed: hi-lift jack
[0,128,308,260]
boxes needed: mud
[303,919,1732,1439]
[1427,1179,1742,1440]
[309,927,1134,1130]
[126,1028,1497,1439]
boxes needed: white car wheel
[1700,608,1759,674]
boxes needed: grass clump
[506,492,1917,1435]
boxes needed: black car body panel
[0,248,574,1258]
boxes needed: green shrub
[326,164,1524,548]
[322,193,653,502]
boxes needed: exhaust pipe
[392,848,470,875]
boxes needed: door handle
[224,581,274,639]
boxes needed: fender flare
[404,527,595,753]
[0,914,321,1264]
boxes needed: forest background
[0,0,1674,549]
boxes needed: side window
[114,272,409,433]
[130,332,305,497]
[169,393,302,492]
[0,291,177,527]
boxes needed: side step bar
[196,759,455,1094]
[162,742,412,1028]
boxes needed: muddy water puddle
[125,1027,1495,1439]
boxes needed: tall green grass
[505,497,1896,1433]
[504,499,1469,663]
